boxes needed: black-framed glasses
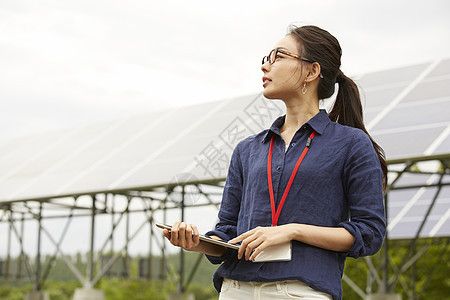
[262,48,313,65]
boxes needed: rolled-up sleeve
[338,131,386,258]
[205,143,243,264]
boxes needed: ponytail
[289,25,388,190]
[328,70,362,128]
[329,71,388,191]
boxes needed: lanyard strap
[267,131,316,226]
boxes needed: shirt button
[291,143,295,147]
[276,166,281,171]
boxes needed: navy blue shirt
[206,110,386,300]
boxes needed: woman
[163,25,387,300]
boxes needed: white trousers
[219,278,332,300]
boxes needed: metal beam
[388,173,444,288]
[7,210,35,282]
[343,274,367,299]
[87,195,97,288]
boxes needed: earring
[302,82,307,95]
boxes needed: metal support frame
[41,201,76,283]
[6,207,12,282]
[35,202,42,291]
[345,155,450,299]
[388,173,444,289]
[383,192,390,294]
[87,195,96,287]
[7,209,34,282]
[0,154,449,299]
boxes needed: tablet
[155,223,240,250]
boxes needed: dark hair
[289,25,387,190]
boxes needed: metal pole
[180,185,185,293]
[366,258,373,295]
[88,195,96,287]
[38,220,86,284]
[91,214,158,285]
[388,173,444,288]
[383,192,389,293]
[161,198,167,280]
[125,196,130,278]
[35,202,43,291]
[8,210,35,282]
[412,243,416,300]
[18,212,25,282]
[110,194,114,254]
[6,208,12,282]
[149,202,153,280]
[184,253,205,291]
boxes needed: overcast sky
[1,0,450,141]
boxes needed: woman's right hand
[163,221,201,251]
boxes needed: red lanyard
[267,131,316,226]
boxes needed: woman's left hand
[228,224,295,261]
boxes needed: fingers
[235,227,273,260]
[163,229,171,239]
[164,221,200,250]
[170,221,181,242]
[248,241,267,261]
[228,231,250,244]
[191,224,200,246]
[237,234,260,260]
[234,227,256,259]
[239,236,267,260]
[237,238,248,259]
[245,239,261,260]
[178,222,188,248]
[181,223,194,248]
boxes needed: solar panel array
[359,58,450,239]
[0,59,449,239]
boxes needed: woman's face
[261,35,306,100]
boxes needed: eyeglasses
[262,48,313,65]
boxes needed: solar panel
[372,101,448,131]
[388,186,450,239]
[357,63,429,87]
[403,77,450,103]
[434,129,450,153]
[362,84,408,109]
[0,59,449,240]
[373,126,447,158]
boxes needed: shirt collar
[262,109,330,143]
